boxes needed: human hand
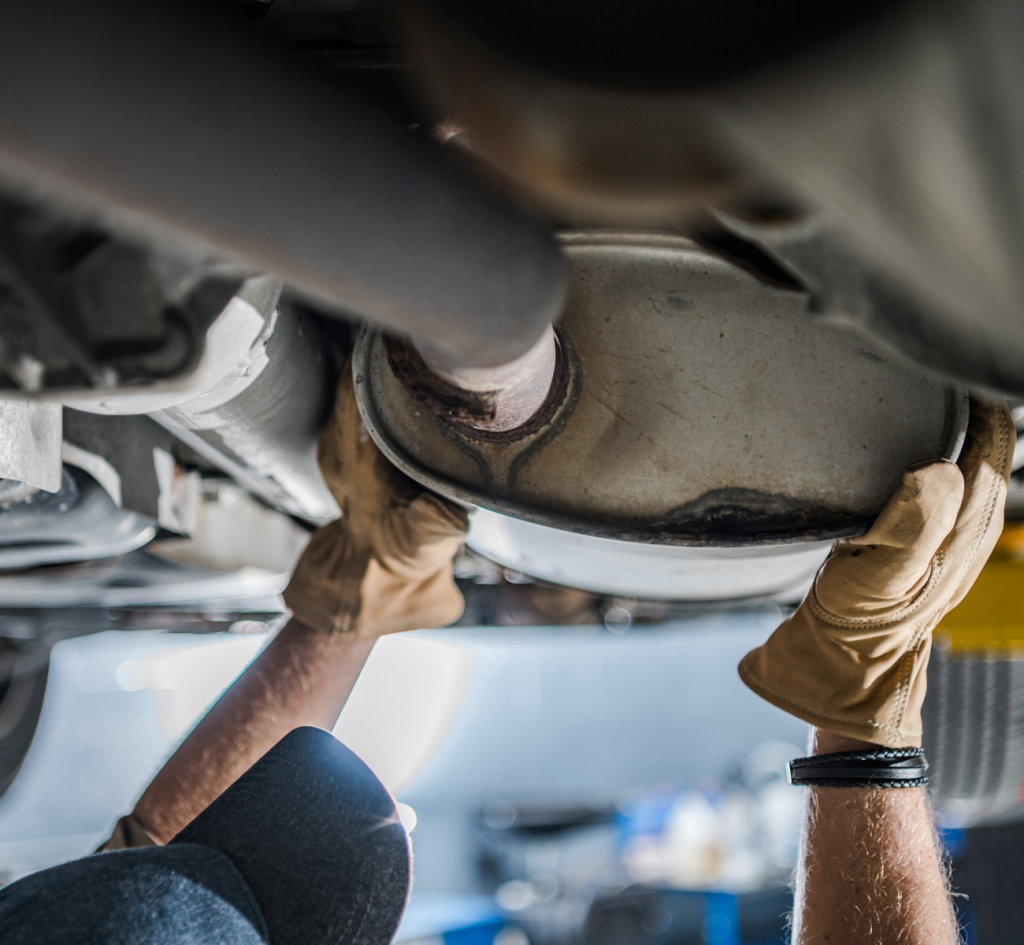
[739,398,1014,747]
[283,355,468,637]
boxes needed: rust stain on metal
[359,233,967,548]
[384,331,570,444]
[384,334,499,424]
[448,331,570,443]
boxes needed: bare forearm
[793,731,957,945]
[133,618,374,843]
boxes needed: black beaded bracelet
[787,748,929,788]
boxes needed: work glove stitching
[944,408,1011,597]
[742,671,901,739]
[285,355,469,638]
[888,647,918,740]
[817,636,918,743]
[883,397,1008,660]
[904,409,1010,643]
[738,402,1014,750]
[806,552,945,629]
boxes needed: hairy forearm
[793,731,958,945]
[133,618,375,843]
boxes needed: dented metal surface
[356,231,968,546]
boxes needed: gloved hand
[738,398,1014,748]
[283,356,469,638]
[97,813,158,852]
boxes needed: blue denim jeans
[0,843,268,944]
[0,728,410,945]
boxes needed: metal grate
[924,652,1024,813]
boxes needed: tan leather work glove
[739,398,1014,748]
[97,813,158,852]
[283,356,469,638]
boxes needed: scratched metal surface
[357,231,966,546]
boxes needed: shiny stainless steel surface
[357,231,968,547]
[467,509,830,602]
[0,469,155,570]
[68,277,339,525]
[152,299,340,525]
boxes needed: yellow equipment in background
[937,522,1024,653]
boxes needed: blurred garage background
[0,557,1020,945]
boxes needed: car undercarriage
[0,0,1023,824]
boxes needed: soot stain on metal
[505,330,583,488]
[384,331,570,443]
[648,294,695,314]
[432,406,501,492]
[857,347,886,364]
[417,329,583,496]
[446,330,571,443]
[384,335,499,424]
[665,294,694,311]
[654,487,869,544]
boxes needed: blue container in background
[584,885,791,945]
[396,895,509,945]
